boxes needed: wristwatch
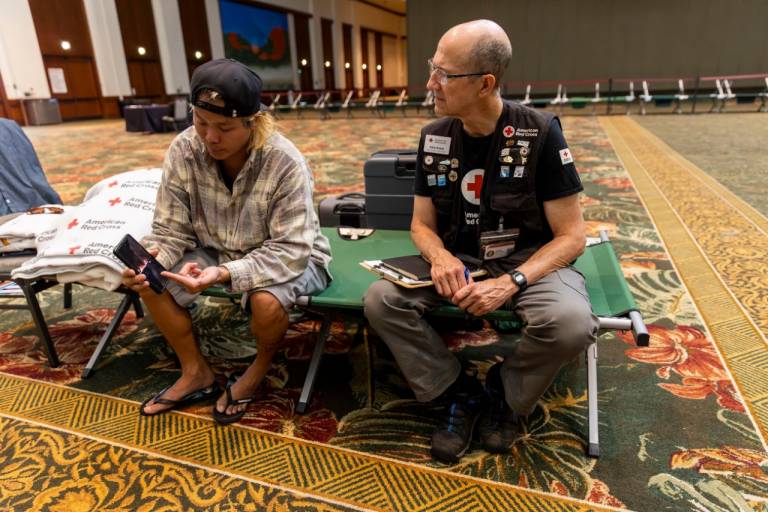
[509,270,528,292]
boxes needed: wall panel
[381,35,398,88]
[178,0,212,78]
[321,17,335,90]
[116,0,165,99]
[342,23,354,89]
[407,0,768,95]
[29,0,103,120]
[294,13,314,91]
[374,32,383,88]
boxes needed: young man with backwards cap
[121,58,331,424]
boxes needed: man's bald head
[440,20,512,91]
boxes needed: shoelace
[444,392,481,434]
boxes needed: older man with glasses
[364,20,598,464]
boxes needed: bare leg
[215,291,289,416]
[140,289,216,414]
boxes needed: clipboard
[360,260,487,288]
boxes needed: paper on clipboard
[360,260,486,288]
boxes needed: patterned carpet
[637,113,768,217]
[0,112,766,511]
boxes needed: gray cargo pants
[363,267,599,415]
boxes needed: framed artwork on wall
[219,0,293,90]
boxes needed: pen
[464,267,470,284]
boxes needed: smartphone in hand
[112,234,168,294]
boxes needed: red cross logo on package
[68,245,80,255]
[503,125,515,138]
[108,197,121,206]
[461,169,485,206]
[108,180,118,188]
[67,219,79,230]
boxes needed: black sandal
[212,374,254,425]
[139,382,221,416]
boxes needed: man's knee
[143,290,194,335]
[526,301,598,352]
[363,279,400,321]
[249,291,287,335]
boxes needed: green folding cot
[74,226,647,457]
[287,227,648,458]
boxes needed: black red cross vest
[420,100,556,275]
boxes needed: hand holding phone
[113,234,168,294]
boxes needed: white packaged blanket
[0,206,72,253]
[12,168,161,290]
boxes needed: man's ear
[478,74,497,97]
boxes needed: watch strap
[509,270,528,292]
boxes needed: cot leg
[630,310,650,346]
[363,325,375,409]
[18,279,60,367]
[296,316,332,414]
[586,342,599,458]
[81,293,134,379]
[131,294,144,319]
[63,282,72,309]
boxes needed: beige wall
[407,0,768,96]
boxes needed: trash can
[24,99,62,125]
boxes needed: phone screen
[113,234,168,294]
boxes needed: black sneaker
[430,378,484,464]
[478,363,520,454]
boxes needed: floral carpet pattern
[0,114,766,511]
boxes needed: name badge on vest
[424,134,451,155]
[480,228,519,261]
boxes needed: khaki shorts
[166,248,329,313]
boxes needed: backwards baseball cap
[190,58,263,118]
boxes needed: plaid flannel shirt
[144,127,331,292]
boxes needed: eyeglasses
[427,59,489,85]
[27,206,64,215]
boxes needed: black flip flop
[139,382,221,416]
[212,374,254,425]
